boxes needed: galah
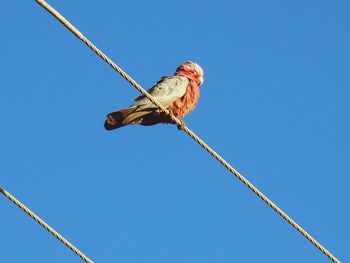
[104,61,204,130]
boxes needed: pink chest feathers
[171,80,200,119]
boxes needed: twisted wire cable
[34,1,341,262]
[1,187,93,263]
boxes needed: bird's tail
[104,107,152,130]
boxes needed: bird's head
[175,61,204,86]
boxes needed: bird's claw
[177,120,186,131]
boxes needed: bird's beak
[199,76,204,85]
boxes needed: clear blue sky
[1,1,349,262]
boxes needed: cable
[35,1,341,262]
[0,187,94,263]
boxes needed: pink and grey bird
[104,61,204,130]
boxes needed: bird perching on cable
[104,61,204,130]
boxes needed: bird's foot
[177,120,186,131]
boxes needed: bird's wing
[133,76,189,109]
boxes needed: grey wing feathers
[133,76,189,109]
[133,76,168,102]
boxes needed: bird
[104,61,204,130]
